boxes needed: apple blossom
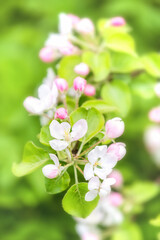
[39,47,54,62]
[155,82,160,98]
[73,77,87,92]
[149,107,160,123]
[82,233,100,240]
[84,84,96,96]
[42,154,64,179]
[105,117,125,139]
[74,63,90,76]
[85,176,116,201]
[84,146,117,180]
[110,17,126,27]
[107,142,126,161]
[59,13,73,35]
[55,108,68,119]
[109,170,123,188]
[108,192,123,207]
[23,75,58,115]
[75,18,95,35]
[55,78,68,92]
[49,119,88,151]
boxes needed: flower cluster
[75,171,124,240]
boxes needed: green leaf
[82,100,117,114]
[58,55,81,86]
[150,215,160,227]
[62,183,99,218]
[40,125,52,146]
[124,181,159,204]
[141,53,160,77]
[12,141,49,177]
[110,52,143,73]
[45,171,70,194]
[97,19,130,35]
[82,51,111,81]
[101,80,131,117]
[105,32,136,56]
[70,107,104,143]
[112,222,143,240]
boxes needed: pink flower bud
[108,192,123,207]
[107,142,126,161]
[84,84,96,96]
[110,17,126,27]
[82,233,99,240]
[73,77,87,92]
[155,83,160,98]
[105,117,125,139]
[109,170,123,188]
[75,18,95,35]
[144,126,160,153]
[39,47,54,63]
[74,63,90,76]
[42,164,59,179]
[55,78,68,92]
[149,107,160,123]
[55,108,68,119]
[59,41,75,56]
[68,14,80,26]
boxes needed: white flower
[85,176,116,201]
[42,154,64,179]
[59,13,73,35]
[49,119,88,151]
[84,146,117,180]
[23,68,58,115]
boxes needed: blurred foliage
[0,0,160,239]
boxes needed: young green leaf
[40,125,52,146]
[12,141,49,177]
[124,181,159,204]
[58,55,81,86]
[62,183,99,218]
[70,107,104,143]
[82,100,117,114]
[45,171,70,194]
[101,80,131,117]
[150,215,160,227]
[82,51,111,81]
[141,52,160,77]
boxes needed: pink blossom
[105,117,125,139]
[74,63,90,76]
[39,47,54,62]
[68,14,80,26]
[107,142,126,161]
[109,170,123,188]
[55,108,68,120]
[42,164,59,179]
[108,192,123,207]
[144,126,160,153]
[55,78,68,92]
[84,84,96,96]
[149,107,160,123]
[59,41,75,55]
[110,17,126,27]
[73,77,87,92]
[75,18,94,35]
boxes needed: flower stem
[76,165,84,176]
[78,138,104,157]
[70,35,97,52]
[74,164,79,185]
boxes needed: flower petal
[61,122,71,133]
[99,188,110,198]
[87,148,97,164]
[85,190,98,202]
[71,119,88,141]
[88,176,100,191]
[49,139,69,151]
[23,96,43,114]
[49,120,65,139]
[49,153,59,166]
[94,146,108,157]
[99,153,117,169]
[84,163,94,180]
[102,177,116,187]
[94,167,112,180]
[38,84,51,100]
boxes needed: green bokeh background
[1,0,160,239]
